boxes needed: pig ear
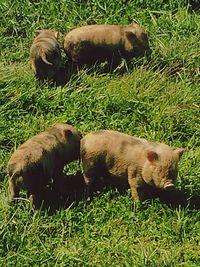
[35,30,42,36]
[125,30,136,40]
[146,151,158,162]
[131,19,139,25]
[63,129,72,140]
[174,148,185,159]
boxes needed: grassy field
[0,0,200,266]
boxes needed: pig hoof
[29,195,42,209]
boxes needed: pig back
[7,130,61,175]
[64,25,125,64]
[81,130,147,162]
[64,25,123,46]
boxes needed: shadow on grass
[146,186,200,210]
[40,172,200,213]
[63,55,152,78]
[188,0,200,12]
[63,57,188,82]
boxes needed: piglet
[80,130,185,201]
[7,123,82,208]
[64,21,152,70]
[30,29,65,85]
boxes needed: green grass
[0,0,200,266]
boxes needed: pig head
[30,29,64,85]
[123,21,152,60]
[141,147,185,190]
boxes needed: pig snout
[163,181,175,190]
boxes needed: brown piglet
[64,21,152,70]
[30,29,65,85]
[7,123,82,208]
[80,130,185,201]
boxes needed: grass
[0,0,200,266]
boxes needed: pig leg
[128,168,143,201]
[24,173,46,209]
[83,173,95,198]
[81,155,97,197]
[83,167,103,198]
[28,194,42,209]
[8,175,20,200]
[107,52,121,72]
[128,180,140,201]
[52,172,65,199]
[28,190,46,209]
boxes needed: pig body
[81,130,184,201]
[30,29,64,85]
[64,22,151,69]
[7,123,82,208]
